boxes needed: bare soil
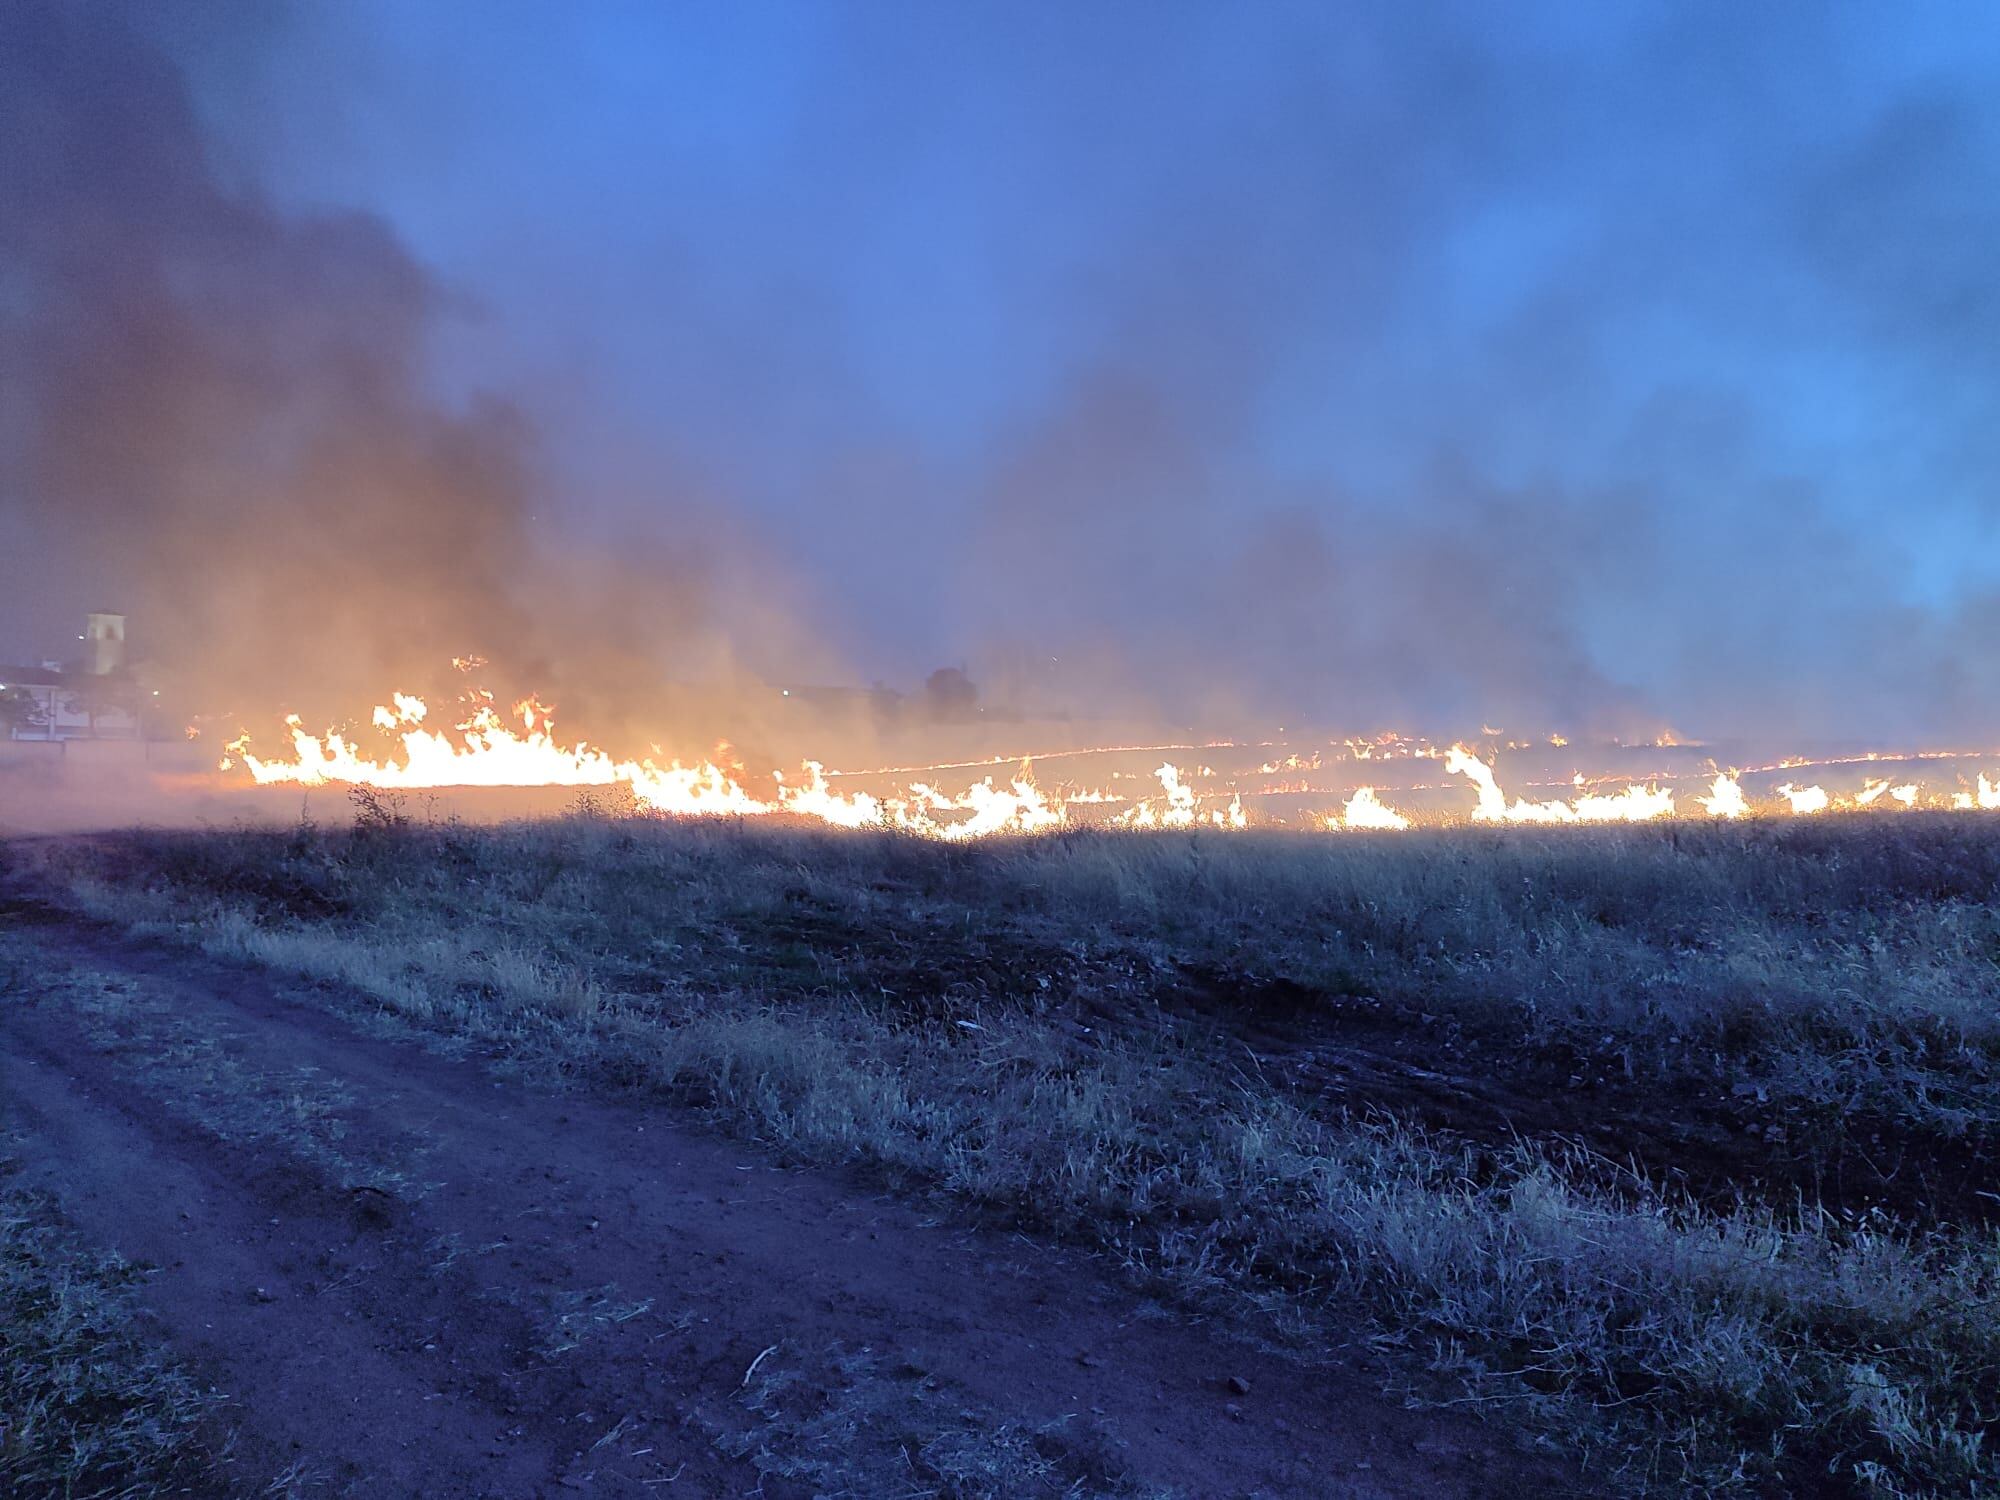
[0,897,1580,1498]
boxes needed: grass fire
[9,5,2000,1499]
[211,671,2000,837]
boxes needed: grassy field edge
[12,813,2000,1496]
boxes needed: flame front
[1329,787,1409,830]
[224,693,1105,838]
[1952,775,2000,811]
[1116,765,1244,829]
[1698,774,1749,819]
[219,681,2000,838]
[1442,745,1673,824]
[1777,783,1830,815]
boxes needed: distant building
[1,611,142,740]
[0,665,68,739]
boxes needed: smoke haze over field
[0,0,844,744]
[7,2,2000,744]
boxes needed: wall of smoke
[6,2,1998,753]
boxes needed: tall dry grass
[15,811,2000,1495]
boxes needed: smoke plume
[7,3,2000,749]
[0,1,836,752]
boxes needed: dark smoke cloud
[7,2,2000,750]
[4,2,514,700]
[0,1,836,752]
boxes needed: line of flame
[218,690,2000,837]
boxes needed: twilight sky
[7,1,2000,740]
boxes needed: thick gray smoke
[942,5,2000,742]
[6,3,2000,750]
[0,2,835,755]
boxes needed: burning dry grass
[12,812,2000,1495]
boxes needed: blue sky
[11,2,2000,736]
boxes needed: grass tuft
[0,1169,221,1499]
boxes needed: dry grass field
[6,804,2000,1495]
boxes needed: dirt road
[0,896,1577,1497]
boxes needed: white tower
[84,612,126,675]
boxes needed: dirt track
[0,899,1577,1497]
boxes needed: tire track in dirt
[0,903,1582,1498]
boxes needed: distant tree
[922,666,979,722]
[0,685,45,739]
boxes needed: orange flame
[218,678,2000,837]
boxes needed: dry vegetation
[10,804,2000,1496]
[0,1156,221,1497]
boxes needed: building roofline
[0,666,66,687]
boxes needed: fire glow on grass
[220,681,2000,837]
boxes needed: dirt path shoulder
[0,899,1579,1498]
